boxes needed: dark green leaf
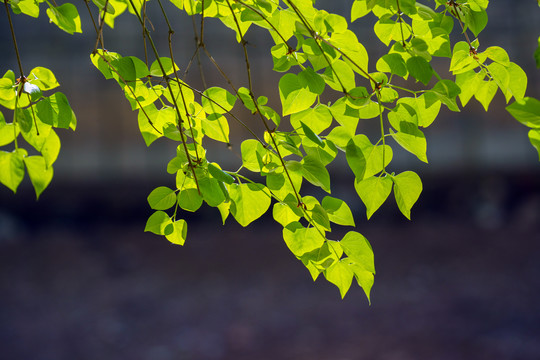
[406,56,433,85]
[208,163,235,184]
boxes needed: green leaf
[398,95,441,128]
[279,73,318,116]
[506,97,540,128]
[92,0,116,14]
[165,219,188,245]
[535,36,540,69]
[391,171,423,220]
[303,140,338,166]
[324,260,354,298]
[302,196,331,231]
[0,150,25,193]
[144,211,173,235]
[229,183,271,227]
[463,8,488,37]
[46,3,82,34]
[202,87,237,114]
[23,156,53,199]
[11,0,40,17]
[240,139,266,172]
[340,231,375,273]
[342,257,375,303]
[300,121,324,147]
[0,78,16,103]
[428,80,461,112]
[375,15,410,46]
[273,202,301,227]
[290,104,332,135]
[41,130,61,168]
[330,97,361,134]
[322,60,356,92]
[29,67,60,91]
[283,221,325,257]
[346,134,393,180]
[528,129,540,161]
[326,126,353,150]
[202,113,229,143]
[199,177,227,207]
[351,0,371,21]
[111,56,150,81]
[0,113,19,146]
[406,56,433,85]
[298,67,325,95]
[474,80,498,111]
[147,186,177,210]
[376,53,407,77]
[178,188,203,212]
[321,196,355,226]
[354,175,393,219]
[150,57,178,77]
[208,163,235,184]
[266,169,303,200]
[36,92,77,129]
[484,46,510,66]
[456,69,484,107]
[388,122,428,163]
[301,155,331,193]
[506,62,527,102]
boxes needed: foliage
[1,0,539,300]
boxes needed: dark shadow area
[1,171,539,360]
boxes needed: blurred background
[1,1,540,359]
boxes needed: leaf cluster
[1,0,539,300]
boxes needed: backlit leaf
[144,211,173,235]
[24,156,53,199]
[340,231,375,273]
[392,171,423,220]
[165,219,188,245]
[321,196,355,226]
[506,97,540,128]
[0,150,25,193]
[229,183,271,227]
[354,175,393,219]
[283,221,325,257]
[147,186,177,210]
[324,260,354,298]
[301,155,331,193]
[346,134,393,180]
[46,3,82,34]
[528,129,540,161]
